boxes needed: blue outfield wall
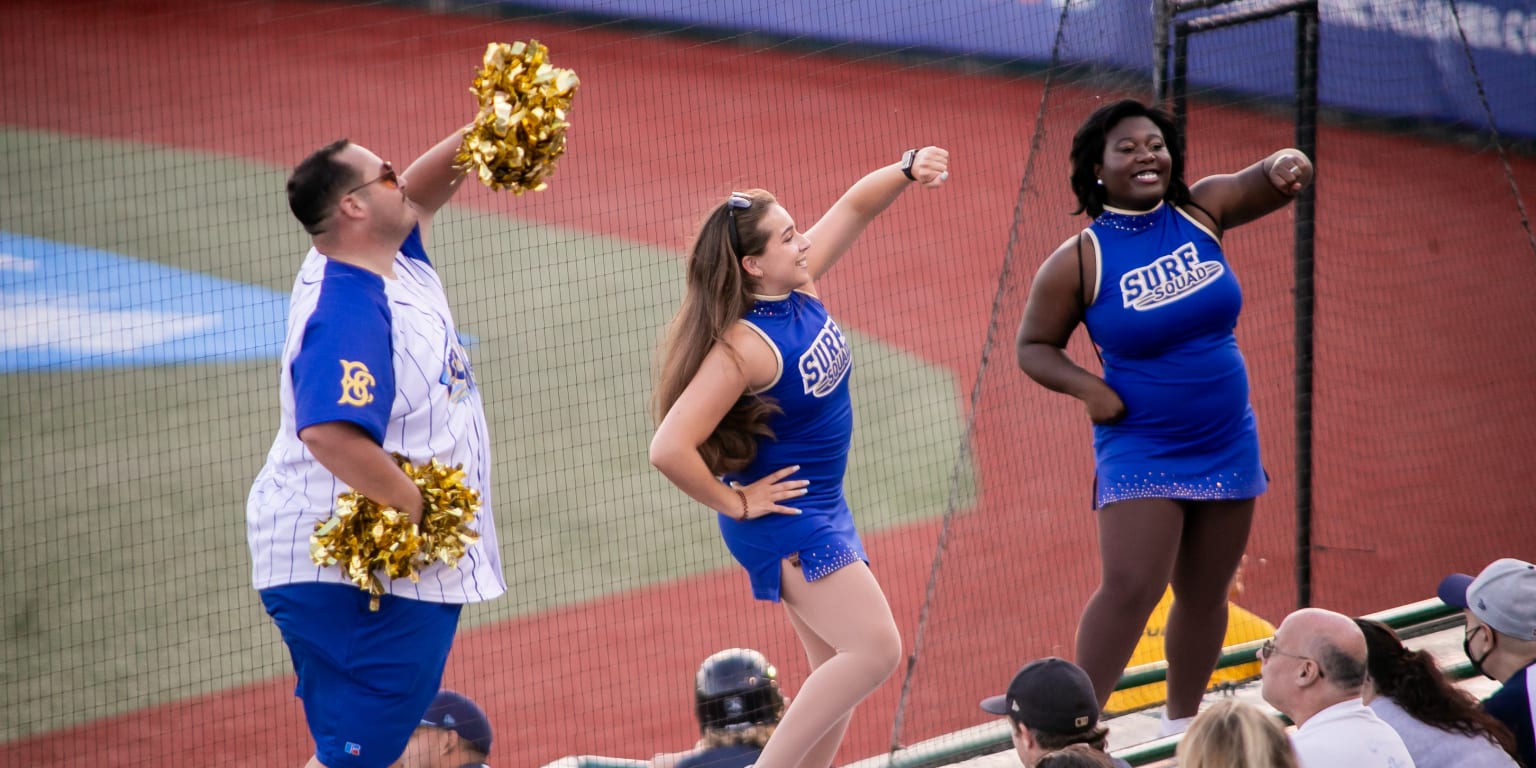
[504,0,1536,140]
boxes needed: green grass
[0,127,976,739]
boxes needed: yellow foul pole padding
[1104,586,1275,714]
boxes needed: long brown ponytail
[652,190,783,475]
[1356,618,1521,762]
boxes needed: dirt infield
[3,1,1535,766]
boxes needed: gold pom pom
[457,40,581,194]
[310,454,483,610]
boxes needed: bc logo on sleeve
[337,360,376,406]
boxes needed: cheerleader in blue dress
[1017,99,1311,734]
[651,147,950,768]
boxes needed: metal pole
[1154,0,1169,103]
[1293,1,1319,609]
[1172,23,1189,141]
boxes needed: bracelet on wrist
[734,489,750,522]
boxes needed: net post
[1171,24,1189,140]
[1293,0,1319,610]
[1153,0,1170,104]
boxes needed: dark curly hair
[1355,618,1521,763]
[1068,99,1191,218]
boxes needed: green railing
[545,599,1463,768]
[857,598,1461,768]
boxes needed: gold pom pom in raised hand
[310,454,483,610]
[457,40,580,194]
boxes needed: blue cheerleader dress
[719,290,867,601]
[1081,202,1268,509]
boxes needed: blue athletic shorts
[260,583,462,768]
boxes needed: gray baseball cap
[1437,558,1536,641]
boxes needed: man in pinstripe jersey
[246,127,505,768]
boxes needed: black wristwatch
[900,148,918,181]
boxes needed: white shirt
[1370,696,1517,768]
[246,231,505,603]
[1291,699,1416,768]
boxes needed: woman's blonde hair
[1176,699,1298,768]
[700,722,775,749]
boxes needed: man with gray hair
[1259,608,1415,768]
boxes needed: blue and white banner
[509,0,1535,138]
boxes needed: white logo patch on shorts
[1120,241,1225,311]
[799,317,852,398]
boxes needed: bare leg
[753,561,902,768]
[1163,498,1255,718]
[304,757,327,768]
[781,599,852,768]
[1074,498,1184,707]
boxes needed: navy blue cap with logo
[420,690,493,756]
[695,648,786,733]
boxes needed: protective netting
[1,1,1532,767]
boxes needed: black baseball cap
[980,657,1100,734]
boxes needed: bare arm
[1015,236,1125,425]
[1190,148,1312,233]
[649,325,809,518]
[802,146,949,280]
[298,421,424,522]
[401,126,472,238]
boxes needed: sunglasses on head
[725,192,752,256]
[346,161,399,196]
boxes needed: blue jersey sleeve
[400,224,429,265]
[1483,671,1536,767]
[291,264,395,444]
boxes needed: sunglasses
[1258,638,1325,677]
[346,161,399,196]
[725,192,752,256]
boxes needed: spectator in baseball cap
[650,648,788,768]
[979,657,1130,768]
[1437,557,1536,768]
[394,690,493,768]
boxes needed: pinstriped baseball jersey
[246,227,505,604]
